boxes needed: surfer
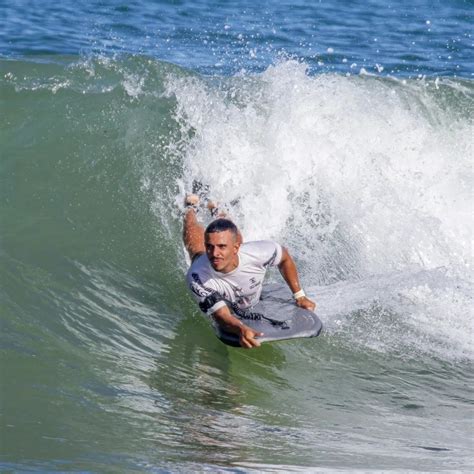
[183,193,316,348]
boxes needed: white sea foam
[166,60,473,359]
[313,267,473,360]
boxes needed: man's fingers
[243,338,259,348]
[240,338,252,349]
[240,331,262,348]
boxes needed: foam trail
[311,267,473,360]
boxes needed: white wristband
[293,289,306,300]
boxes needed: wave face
[168,59,473,360]
[1,55,473,471]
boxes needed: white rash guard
[186,240,283,315]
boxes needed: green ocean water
[1,55,473,472]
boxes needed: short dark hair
[205,218,239,240]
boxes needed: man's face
[205,230,240,273]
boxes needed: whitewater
[165,59,473,362]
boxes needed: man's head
[204,219,240,273]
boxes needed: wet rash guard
[186,240,283,315]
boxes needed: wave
[164,58,474,361]
[1,54,473,362]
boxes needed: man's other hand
[296,296,316,312]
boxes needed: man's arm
[278,247,316,311]
[212,305,263,349]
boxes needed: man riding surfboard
[183,193,316,348]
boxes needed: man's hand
[212,305,263,348]
[239,326,263,349]
[295,296,316,312]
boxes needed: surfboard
[213,283,323,347]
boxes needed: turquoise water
[1,1,473,472]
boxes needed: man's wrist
[293,289,306,300]
[233,319,244,333]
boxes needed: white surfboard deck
[214,283,323,347]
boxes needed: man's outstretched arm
[278,247,316,311]
[211,305,263,349]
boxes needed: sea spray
[164,60,473,360]
[166,60,472,278]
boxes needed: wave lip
[167,59,473,273]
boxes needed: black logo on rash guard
[249,277,260,289]
[191,273,203,285]
[190,272,212,298]
[263,249,278,268]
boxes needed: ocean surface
[1,1,473,472]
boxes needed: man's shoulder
[241,240,281,254]
[187,253,209,275]
[240,240,283,267]
[186,255,217,293]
